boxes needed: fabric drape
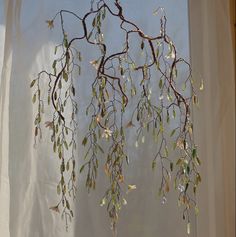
[0,1,194,236]
[189,0,235,237]
[0,0,195,236]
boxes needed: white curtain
[0,0,234,237]
[189,0,235,237]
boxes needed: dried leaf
[45,121,53,130]
[125,121,135,128]
[46,20,54,29]
[49,205,60,213]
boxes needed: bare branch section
[31,0,201,234]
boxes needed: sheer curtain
[0,0,234,237]
[189,0,235,237]
[0,0,195,236]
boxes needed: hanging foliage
[31,0,202,234]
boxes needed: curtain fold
[189,0,235,237]
[1,1,194,236]
[0,0,14,236]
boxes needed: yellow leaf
[118,174,124,183]
[199,79,204,91]
[104,163,110,176]
[122,198,127,205]
[128,184,136,190]
[187,222,191,235]
[165,181,170,193]
[46,20,54,29]
[100,198,106,207]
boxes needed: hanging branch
[31,0,202,234]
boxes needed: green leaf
[173,67,178,78]
[166,114,170,124]
[66,200,70,210]
[64,141,68,150]
[58,80,62,89]
[64,37,68,48]
[87,31,93,40]
[196,173,201,184]
[63,71,68,81]
[53,142,56,153]
[57,185,61,195]
[66,161,69,171]
[102,8,106,20]
[32,94,36,103]
[48,96,50,105]
[61,176,64,185]
[79,164,85,173]
[187,165,190,174]
[66,52,70,65]
[30,79,36,88]
[82,137,88,146]
[54,46,58,55]
[126,155,129,165]
[71,86,75,96]
[120,67,124,76]
[195,157,201,166]
[193,95,198,105]
[156,47,159,58]
[141,40,144,50]
[92,17,96,27]
[34,127,38,137]
[70,210,74,217]
[159,79,163,89]
[97,13,101,26]
[52,60,57,69]
[164,146,169,157]
[185,182,189,192]
[172,108,176,118]
[78,52,82,62]
[195,206,199,215]
[97,144,104,153]
[60,163,65,172]
[172,141,177,150]
[152,160,156,170]
[170,128,176,137]
[192,148,197,158]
